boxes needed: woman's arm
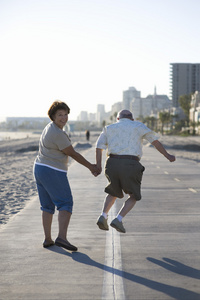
[62,145,99,175]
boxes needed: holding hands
[90,164,101,177]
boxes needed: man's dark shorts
[104,157,145,200]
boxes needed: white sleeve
[96,127,107,149]
[143,131,160,143]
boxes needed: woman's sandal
[43,240,55,248]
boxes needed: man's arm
[96,148,103,174]
[151,140,176,162]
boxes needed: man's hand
[152,140,176,163]
[167,154,176,162]
[90,164,101,177]
[96,163,102,174]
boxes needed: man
[96,109,175,233]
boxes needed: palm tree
[159,111,171,134]
[143,116,157,131]
[179,94,191,127]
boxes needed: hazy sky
[1,0,200,120]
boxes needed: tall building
[77,111,88,121]
[170,63,200,107]
[96,104,106,124]
[130,88,171,119]
[111,102,122,115]
[190,91,200,123]
[123,87,141,110]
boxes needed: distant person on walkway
[96,109,175,233]
[33,101,99,251]
[86,130,90,141]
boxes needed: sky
[1,0,200,121]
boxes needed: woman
[33,101,98,251]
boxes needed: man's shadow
[48,247,200,300]
[147,257,200,279]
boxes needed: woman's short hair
[48,101,70,121]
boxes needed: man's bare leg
[117,194,136,218]
[102,194,117,214]
[97,194,117,230]
[110,195,136,233]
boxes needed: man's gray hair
[117,109,133,120]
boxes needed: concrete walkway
[0,145,200,300]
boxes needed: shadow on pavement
[147,257,200,279]
[47,247,200,300]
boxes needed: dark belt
[109,154,140,161]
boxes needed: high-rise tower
[170,63,200,107]
[122,87,141,110]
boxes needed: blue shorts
[34,164,73,214]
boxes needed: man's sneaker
[97,215,109,231]
[110,218,126,233]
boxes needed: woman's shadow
[48,247,200,300]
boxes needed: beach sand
[158,135,200,163]
[0,133,199,226]
[0,132,98,226]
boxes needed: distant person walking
[33,101,99,251]
[86,130,90,141]
[96,109,175,233]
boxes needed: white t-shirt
[96,118,159,159]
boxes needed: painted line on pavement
[102,203,125,300]
[188,188,197,193]
[174,178,180,182]
[164,171,169,174]
[173,179,197,193]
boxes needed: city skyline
[1,0,200,120]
